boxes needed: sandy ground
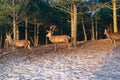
[0,39,120,80]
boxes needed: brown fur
[46,31,71,51]
[6,35,33,53]
[104,29,120,45]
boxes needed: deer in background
[5,34,34,54]
[104,28,120,46]
[46,25,71,51]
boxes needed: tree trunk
[82,17,87,42]
[34,18,37,46]
[12,0,16,40]
[71,5,74,47]
[91,18,95,41]
[112,0,118,32]
[25,17,28,40]
[95,16,98,40]
[110,24,112,33]
[16,25,19,40]
[73,4,77,47]
[71,4,77,47]
[36,23,39,45]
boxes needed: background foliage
[0,0,120,47]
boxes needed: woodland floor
[0,39,120,80]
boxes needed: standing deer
[46,25,71,51]
[104,28,120,46]
[5,34,34,54]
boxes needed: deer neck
[105,32,110,38]
[48,33,53,40]
[8,38,14,45]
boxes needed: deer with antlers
[5,34,34,54]
[46,25,71,51]
[104,28,120,46]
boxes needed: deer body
[46,26,70,51]
[47,33,70,43]
[6,35,33,53]
[104,29,120,45]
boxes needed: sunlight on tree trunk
[12,0,16,40]
[82,17,87,42]
[73,4,77,47]
[13,16,16,40]
[12,0,18,40]
[91,18,95,41]
[95,16,98,40]
[112,0,118,32]
[71,4,77,47]
[71,5,74,47]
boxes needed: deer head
[46,25,56,37]
[104,28,110,35]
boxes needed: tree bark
[91,18,95,41]
[71,4,77,47]
[73,4,77,47]
[25,17,28,40]
[34,18,37,46]
[112,0,118,32]
[71,5,74,47]
[36,23,39,45]
[12,0,16,40]
[95,16,98,40]
[82,17,87,41]
[16,25,19,40]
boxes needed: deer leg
[110,40,113,46]
[27,45,34,54]
[56,43,58,51]
[13,47,19,54]
[54,43,57,51]
[113,40,116,46]
[67,42,71,50]
[23,47,26,54]
[65,40,70,50]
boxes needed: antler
[50,25,56,31]
[8,29,13,36]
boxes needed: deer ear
[46,30,49,32]
[105,28,107,31]
[105,28,109,31]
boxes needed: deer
[46,25,71,51]
[104,28,120,46]
[5,34,34,54]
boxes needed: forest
[1,0,120,79]
[0,0,120,48]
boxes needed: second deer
[46,25,71,51]
[104,29,120,46]
[5,34,34,54]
